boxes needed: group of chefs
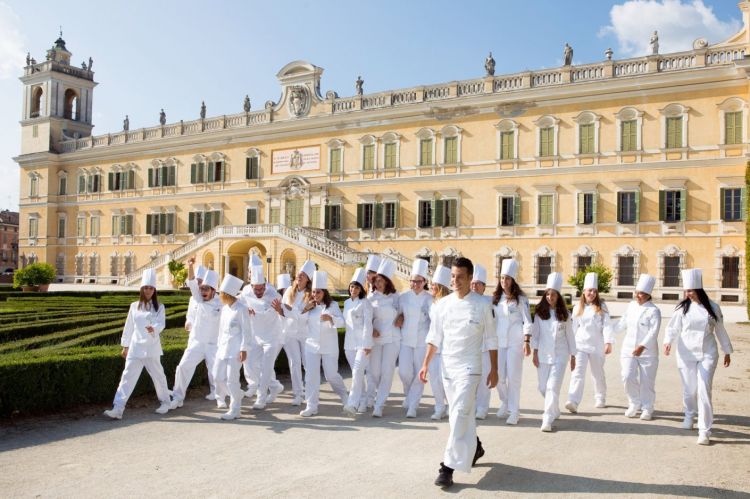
[103,252,734,489]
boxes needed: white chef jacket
[612,301,661,358]
[216,301,253,360]
[572,303,614,355]
[281,289,310,341]
[369,291,401,345]
[186,278,221,345]
[186,296,198,330]
[243,294,282,346]
[121,301,166,359]
[343,297,374,350]
[425,291,497,376]
[664,301,733,367]
[398,290,432,348]
[306,302,345,355]
[494,294,533,349]
[531,310,576,364]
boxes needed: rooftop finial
[59,26,63,38]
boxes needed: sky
[0,0,743,211]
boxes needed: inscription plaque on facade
[272,146,320,173]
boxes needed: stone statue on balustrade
[88,57,93,71]
[81,61,87,70]
[485,52,495,76]
[563,43,573,65]
[123,115,129,131]
[200,101,206,120]
[159,109,166,126]
[356,76,364,96]
[650,31,659,55]
[26,52,31,66]
[243,95,251,112]
[605,47,613,61]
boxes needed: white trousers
[243,342,281,394]
[567,351,607,406]
[283,336,306,397]
[621,356,658,412]
[366,341,400,410]
[213,357,243,413]
[304,350,348,411]
[442,373,481,473]
[537,359,568,424]
[678,356,718,433]
[171,342,217,402]
[428,353,447,412]
[248,341,280,401]
[113,356,170,409]
[399,344,426,411]
[477,346,524,415]
[345,348,370,408]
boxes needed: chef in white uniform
[420,257,498,489]
[104,269,170,419]
[611,274,661,420]
[213,274,253,420]
[427,264,451,420]
[300,271,349,417]
[471,264,495,420]
[397,259,432,418]
[664,268,733,445]
[343,268,374,416]
[170,258,222,410]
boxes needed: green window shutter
[78,175,85,193]
[540,127,553,156]
[127,171,135,190]
[207,162,215,183]
[658,190,666,221]
[147,168,153,188]
[635,191,641,223]
[188,212,195,233]
[167,214,175,234]
[736,112,743,145]
[433,199,444,227]
[420,139,432,165]
[667,117,682,148]
[394,200,400,228]
[247,209,257,225]
[501,131,514,160]
[725,112,742,145]
[111,215,117,236]
[363,145,374,170]
[741,187,748,221]
[245,158,251,179]
[330,149,341,173]
[168,166,175,186]
[146,214,152,235]
[198,162,205,183]
[616,192,623,223]
[159,166,167,186]
[592,192,598,224]
[374,203,384,229]
[577,192,585,224]
[157,214,165,235]
[218,161,225,182]
[324,205,331,229]
[580,124,594,154]
[87,175,93,193]
[720,187,727,220]
[108,172,114,191]
[679,188,687,221]
[447,199,457,227]
[190,163,196,184]
[513,195,521,226]
[213,211,220,229]
[497,197,503,225]
[444,137,457,164]
[356,204,364,229]
[418,201,425,227]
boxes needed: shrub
[568,263,613,294]
[13,263,56,287]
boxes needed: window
[84,173,101,193]
[286,199,303,228]
[418,200,433,228]
[207,161,224,183]
[720,187,745,221]
[148,165,176,187]
[110,255,120,276]
[77,217,86,238]
[384,143,397,169]
[57,217,66,238]
[418,199,457,228]
[419,139,433,166]
[146,213,175,236]
[309,206,320,228]
[621,120,637,152]
[246,156,259,180]
[536,256,552,285]
[188,211,220,234]
[383,202,398,229]
[538,195,554,225]
[362,144,375,171]
[659,190,686,222]
[499,196,520,226]
[191,162,206,183]
[357,203,375,230]
[725,111,742,145]
[29,176,39,198]
[88,254,98,276]
[324,205,341,230]
[577,192,596,225]
[576,256,592,272]
[58,177,67,196]
[722,257,740,288]
[666,117,683,149]
[500,131,514,160]
[579,124,594,154]
[75,255,84,276]
[617,191,639,223]
[329,148,342,174]
[444,137,458,164]
[90,217,100,237]
[108,170,135,191]
[191,161,225,184]
[246,208,258,225]
[663,256,681,287]
[269,207,280,224]
[112,214,134,236]
[617,256,636,286]
[539,127,554,157]
[29,218,38,239]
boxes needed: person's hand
[532,350,539,368]
[364,348,372,355]
[239,351,247,362]
[321,313,333,323]
[394,314,404,328]
[418,365,429,384]
[486,369,499,389]
[664,344,671,356]
[604,343,612,355]
[271,299,283,315]
[247,308,256,316]
[523,342,531,357]
[187,256,196,266]
[146,326,155,335]
[570,355,576,371]
[633,345,646,357]
[724,354,731,367]
[373,328,381,338]
[184,322,192,332]
[121,347,129,358]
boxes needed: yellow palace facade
[15,3,750,302]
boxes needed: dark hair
[492,277,525,306]
[676,288,717,321]
[138,287,160,311]
[452,257,473,276]
[535,289,569,321]
[377,274,397,295]
[349,281,366,300]
[318,289,332,308]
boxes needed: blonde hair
[284,275,312,306]
[220,292,237,306]
[432,283,451,303]
[577,289,602,316]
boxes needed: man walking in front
[419,257,498,488]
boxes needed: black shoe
[434,462,454,488]
[472,437,485,467]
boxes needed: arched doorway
[225,240,268,282]
[202,251,215,270]
[280,248,297,278]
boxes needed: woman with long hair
[426,264,451,420]
[664,269,733,445]
[342,268,374,416]
[104,269,170,419]
[564,272,613,413]
[531,272,576,432]
[477,259,532,425]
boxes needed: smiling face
[500,275,513,295]
[451,266,471,296]
[545,289,559,307]
[367,270,377,285]
[583,287,597,304]
[296,271,310,290]
[374,275,386,293]
[141,285,155,301]
[409,275,426,294]
[252,284,265,298]
[313,288,324,304]
[635,291,650,305]
[686,289,699,303]
[470,281,486,295]
[200,284,215,301]
[349,282,361,299]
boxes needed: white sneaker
[357,401,367,413]
[216,399,228,410]
[372,406,383,418]
[497,403,508,417]
[342,405,357,417]
[640,410,653,421]
[291,395,303,407]
[475,409,488,420]
[564,401,578,414]
[103,407,123,420]
[155,402,170,415]
[506,413,519,425]
[220,410,240,420]
[169,399,183,410]
[267,384,283,404]
[252,401,266,410]
[299,407,317,417]
[541,422,553,432]
[624,405,639,418]
[697,432,710,445]
[205,393,216,401]
[594,399,606,409]
[406,408,417,418]
[681,417,694,430]
[431,408,446,420]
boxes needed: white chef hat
[500,259,519,279]
[432,265,451,287]
[351,268,367,287]
[312,271,328,290]
[365,254,381,273]
[300,260,316,279]
[583,272,598,291]
[203,270,219,291]
[472,264,487,284]
[248,253,263,270]
[682,268,703,290]
[141,268,157,288]
[376,258,396,280]
[411,259,429,280]
[546,272,563,293]
[220,274,243,296]
[276,273,291,290]
[635,274,656,295]
[195,265,208,281]
[250,265,266,285]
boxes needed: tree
[568,262,613,294]
[167,260,187,288]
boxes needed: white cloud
[0,2,24,79]
[600,0,741,57]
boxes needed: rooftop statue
[356,76,364,96]
[563,43,573,66]
[159,109,166,126]
[243,95,251,112]
[650,31,659,55]
[123,115,129,132]
[200,101,206,120]
[485,52,495,76]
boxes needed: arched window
[63,89,79,121]
[31,86,44,118]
